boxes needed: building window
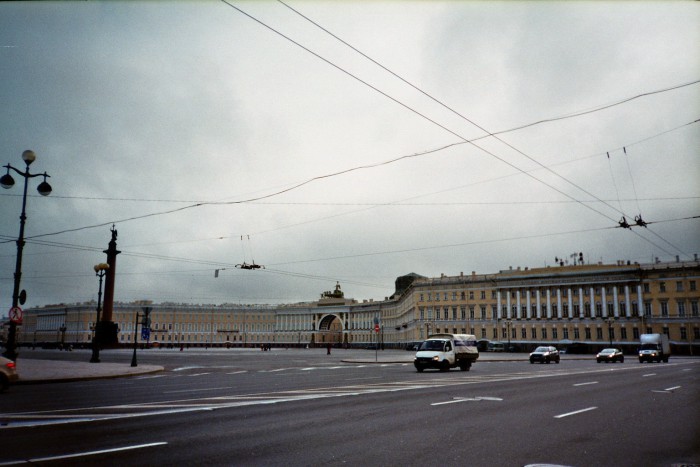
[594,328,601,340]
[643,283,650,293]
[469,291,474,300]
[644,302,652,317]
[573,304,580,316]
[521,328,526,339]
[660,302,669,317]
[542,328,547,339]
[493,328,498,339]
[481,328,486,338]
[563,302,569,316]
[676,281,684,292]
[480,306,486,320]
[694,328,700,340]
[435,293,439,302]
[452,292,457,301]
[419,294,424,302]
[574,328,580,339]
[680,327,687,340]
[420,308,425,320]
[620,302,626,315]
[620,327,627,339]
[595,303,602,317]
[460,307,466,320]
[491,291,497,299]
[502,328,507,339]
[552,304,558,316]
[663,326,669,337]
[470,306,475,320]
[481,291,486,300]
[659,282,666,293]
[632,302,639,315]
[461,291,466,300]
[692,301,699,317]
[678,301,686,318]
[633,328,640,339]
[552,328,558,339]
[690,281,697,292]
[452,307,458,320]
[444,292,448,301]
[563,328,569,339]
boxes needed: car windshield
[534,347,549,352]
[419,340,445,351]
[600,349,614,354]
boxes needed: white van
[414,333,479,372]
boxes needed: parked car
[529,346,560,364]
[0,356,18,392]
[596,348,624,363]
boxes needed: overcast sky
[1,1,698,309]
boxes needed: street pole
[131,311,140,367]
[1,150,52,361]
[90,263,109,363]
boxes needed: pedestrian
[327,343,331,355]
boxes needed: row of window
[418,300,700,321]
[418,280,698,303]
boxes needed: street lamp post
[505,320,513,351]
[1,150,52,361]
[90,263,110,363]
[59,324,67,350]
[606,317,614,347]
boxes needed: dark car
[0,356,18,392]
[596,348,624,363]
[529,346,560,364]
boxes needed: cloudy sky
[1,1,698,309]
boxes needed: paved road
[1,349,698,466]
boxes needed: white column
[536,290,542,319]
[546,289,552,319]
[613,286,620,318]
[636,284,644,317]
[625,285,632,318]
[516,291,521,319]
[578,287,585,319]
[602,287,608,318]
[589,287,595,318]
[567,288,573,318]
[497,291,502,320]
[526,290,532,319]
[506,292,511,320]
[557,289,563,319]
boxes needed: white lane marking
[0,442,168,465]
[554,407,598,419]
[573,381,598,387]
[187,373,210,377]
[642,373,656,377]
[664,385,681,391]
[432,396,503,406]
[135,375,166,380]
[226,371,247,375]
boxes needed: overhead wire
[223,0,692,259]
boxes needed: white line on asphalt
[573,381,598,387]
[135,374,166,380]
[642,373,656,377]
[554,407,598,419]
[664,386,681,391]
[226,370,247,375]
[0,442,168,465]
[431,396,503,406]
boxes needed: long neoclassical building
[10,258,700,354]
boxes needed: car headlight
[432,356,439,361]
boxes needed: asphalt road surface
[1,348,698,466]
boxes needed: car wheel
[529,359,534,364]
[555,358,560,364]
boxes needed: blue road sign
[141,328,151,340]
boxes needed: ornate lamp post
[505,320,513,351]
[90,263,110,363]
[606,317,614,347]
[1,150,52,361]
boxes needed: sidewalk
[14,359,164,384]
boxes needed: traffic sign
[9,306,23,324]
[374,323,380,333]
[141,328,151,340]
